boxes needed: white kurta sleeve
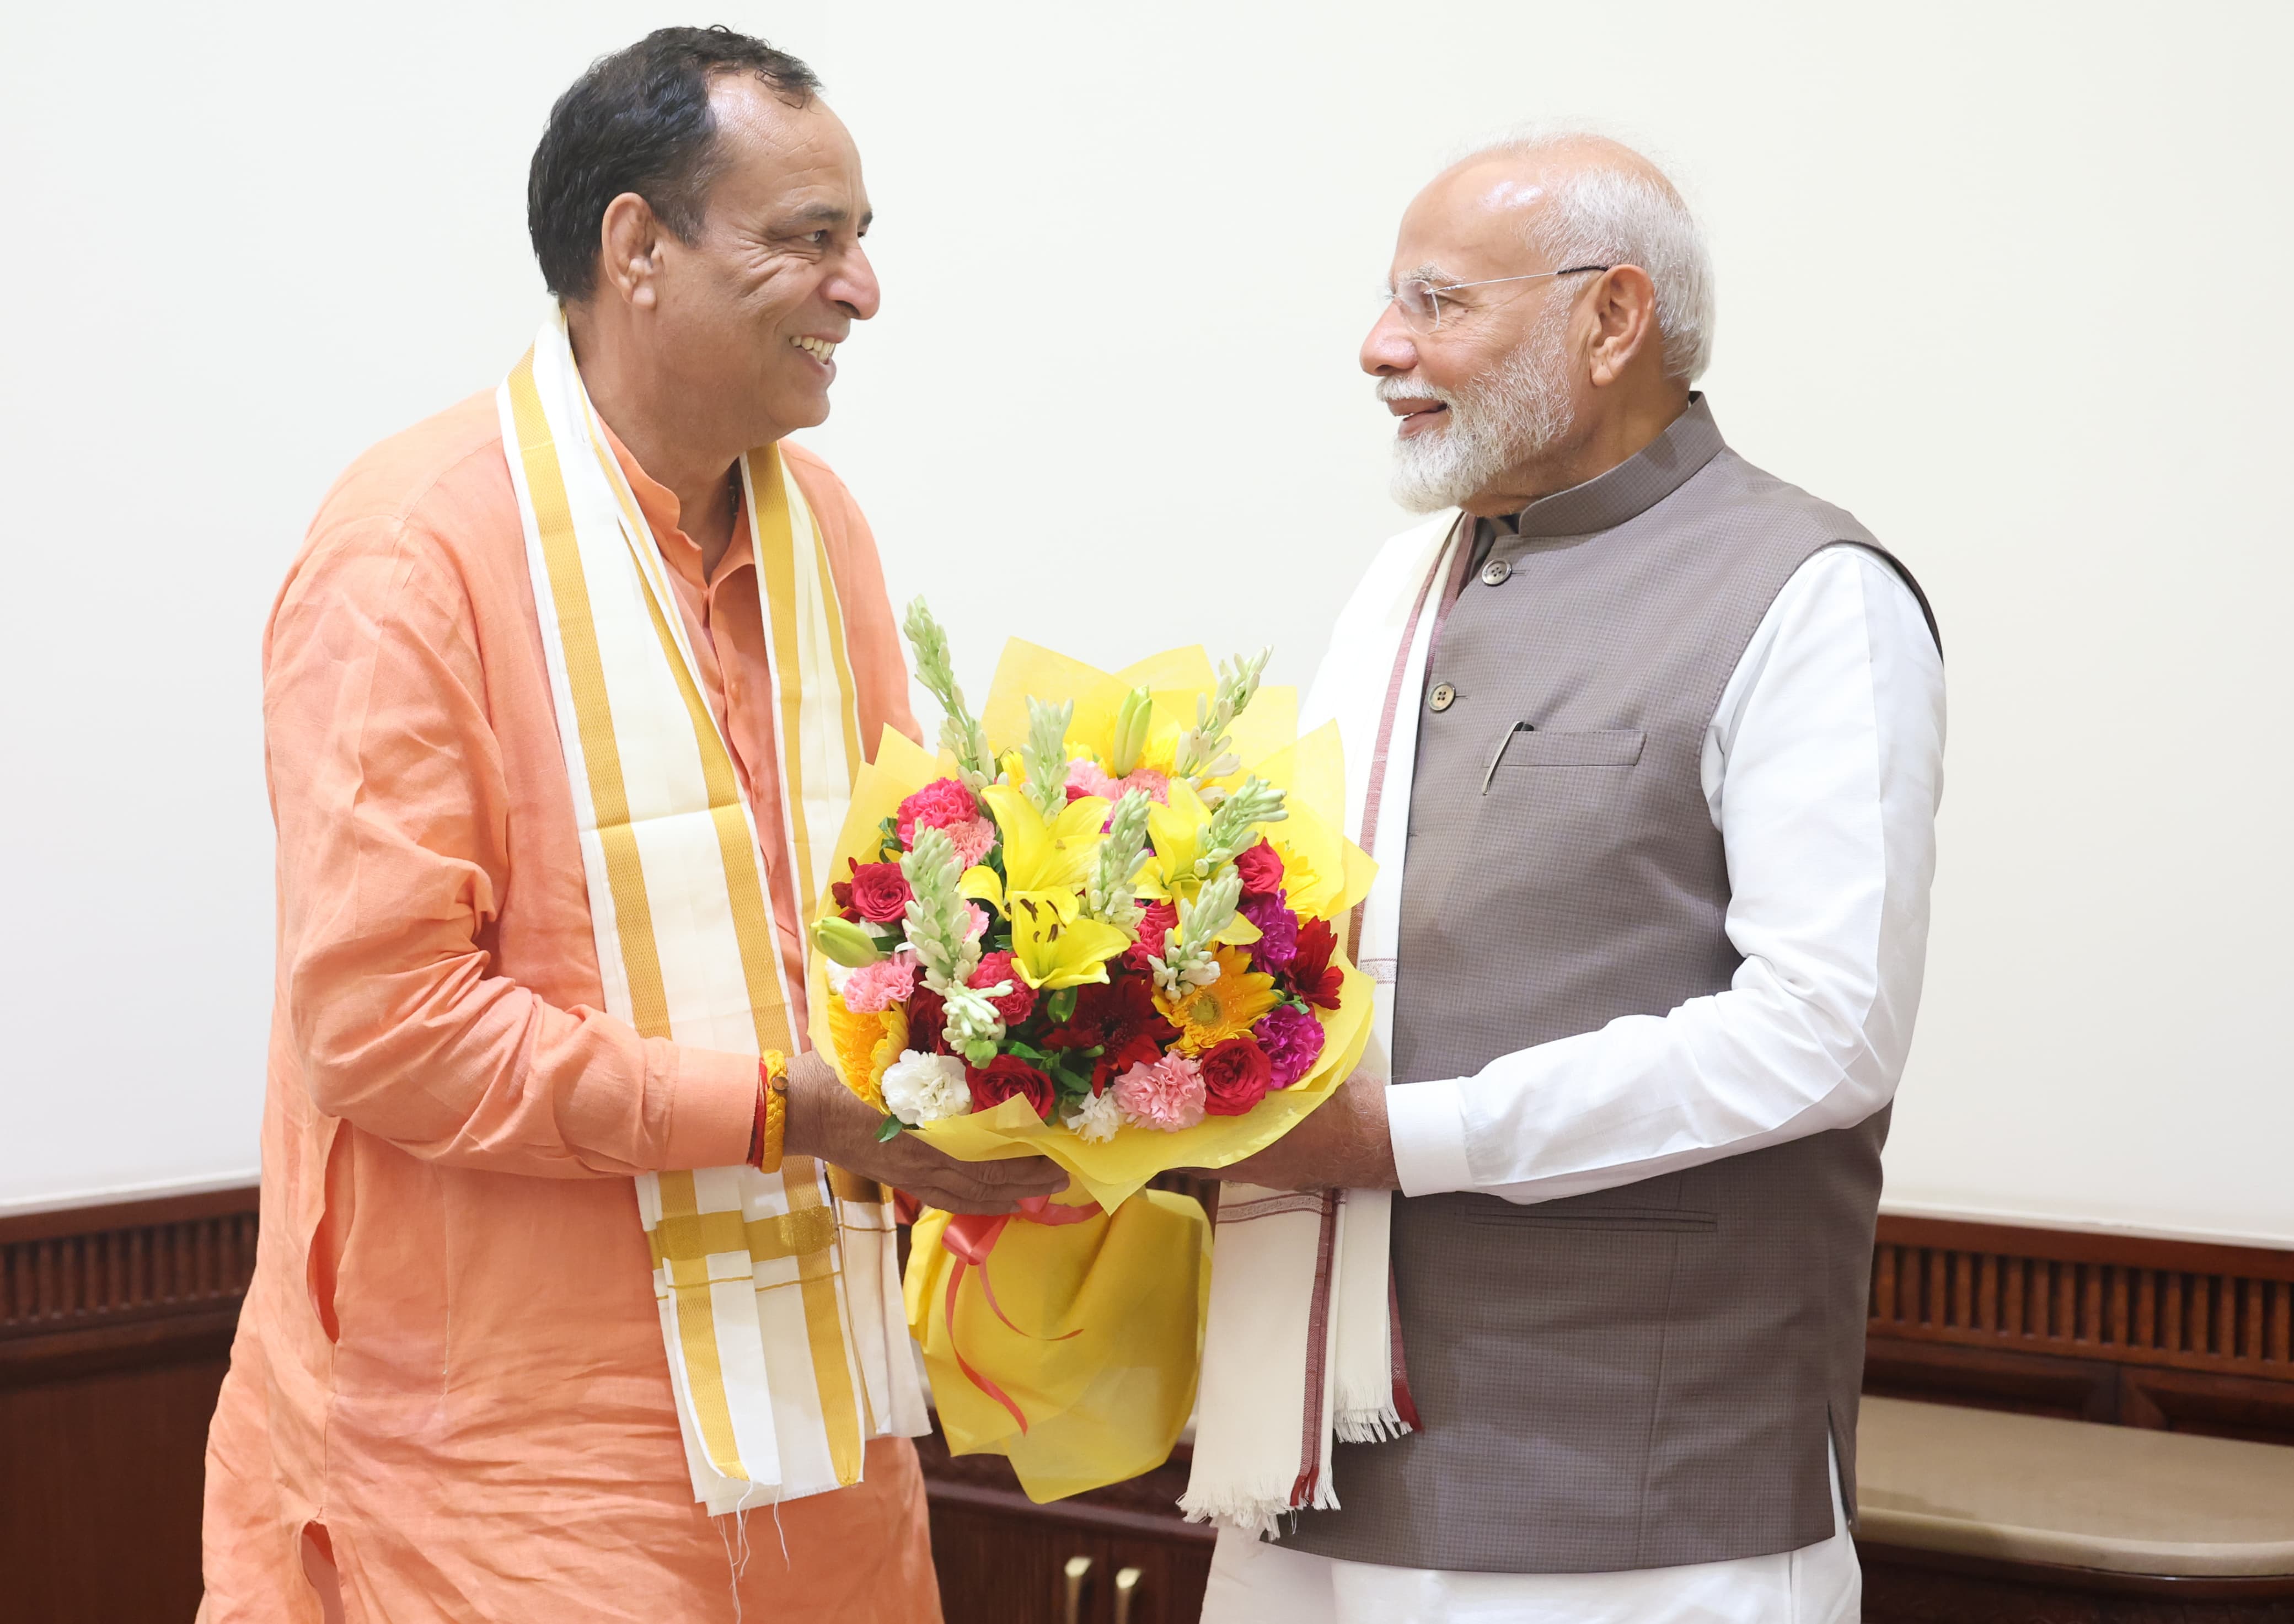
[1384,543,1947,1203]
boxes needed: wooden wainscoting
[1865,1214,2294,1444]
[4,1186,2292,1624]
[0,1186,259,1624]
[919,1428,1214,1624]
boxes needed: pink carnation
[897,778,979,845]
[1116,767,1171,804]
[969,949,1036,1024]
[841,951,918,1014]
[1066,759,1171,807]
[1066,759,1121,801]
[1113,1053,1206,1132]
[946,815,999,870]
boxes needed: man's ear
[1584,265,1660,388]
[597,192,666,312]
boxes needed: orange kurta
[200,390,936,1624]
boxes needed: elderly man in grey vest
[1187,133,1945,1622]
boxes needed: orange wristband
[749,1050,789,1173]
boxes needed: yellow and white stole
[498,316,928,1514]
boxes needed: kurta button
[1481,558,1513,586]
[1429,682,1457,712]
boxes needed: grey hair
[1460,129,1716,383]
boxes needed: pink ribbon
[939,1194,1099,1433]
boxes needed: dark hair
[528,25,821,301]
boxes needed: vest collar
[1499,393,1727,542]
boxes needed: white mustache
[1375,377,1449,408]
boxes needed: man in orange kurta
[201,29,1061,1622]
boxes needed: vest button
[1429,682,1457,713]
[1480,558,1513,586]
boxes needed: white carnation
[880,1050,971,1127]
[1062,1086,1123,1144]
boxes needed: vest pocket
[1485,725,1647,781]
[1462,1204,1717,1234]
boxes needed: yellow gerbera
[1154,946,1280,1055]
[827,996,907,1111]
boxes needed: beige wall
[3,2,2287,1237]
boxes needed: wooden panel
[1869,1216,2294,1391]
[1860,1540,2294,1622]
[0,1353,228,1624]
[929,1488,1109,1624]
[0,1190,256,1623]
[916,1426,1213,1624]
[1863,1335,2120,1422]
[2,1187,259,1388]
[2119,1366,2294,1448]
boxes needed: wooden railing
[0,1186,259,1384]
[1866,1215,2294,1442]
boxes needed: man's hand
[781,1051,1071,1214]
[1208,1069,1400,1192]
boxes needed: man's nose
[828,246,881,321]
[1360,302,1418,376]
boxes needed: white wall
[3,2,2287,1238]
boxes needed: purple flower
[1239,891,1299,971]
[1255,1004,1327,1090]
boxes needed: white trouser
[1200,1440,1859,1624]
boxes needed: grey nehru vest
[1281,396,1937,1574]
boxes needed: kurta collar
[1502,393,1727,542]
[597,420,753,589]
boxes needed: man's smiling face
[1361,156,1591,512]
[650,77,879,445]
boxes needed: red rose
[1198,1036,1274,1116]
[969,950,1036,1024]
[1285,916,1344,1010]
[1125,900,1180,972]
[848,861,912,924]
[1234,839,1285,898]
[966,1054,1055,1119]
[1092,1030,1170,1094]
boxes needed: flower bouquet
[807,602,1375,1500]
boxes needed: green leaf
[875,1116,905,1143]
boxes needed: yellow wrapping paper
[906,1191,1213,1502]
[811,642,1376,1500]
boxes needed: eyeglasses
[1387,265,1612,331]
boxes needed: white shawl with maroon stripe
[1183,511,1469,1536]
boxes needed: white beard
[1382,299,1579,514]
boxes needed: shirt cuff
[1385,1079,1475,1197]
[665,1046,765,1171]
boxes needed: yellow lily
[982,782,1108,898]
[1133,780,1261,945]
[1135,779,1213,903]
[1006,891,1130,991]
[960,866,1005,909]
[1069,678,1184,778]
